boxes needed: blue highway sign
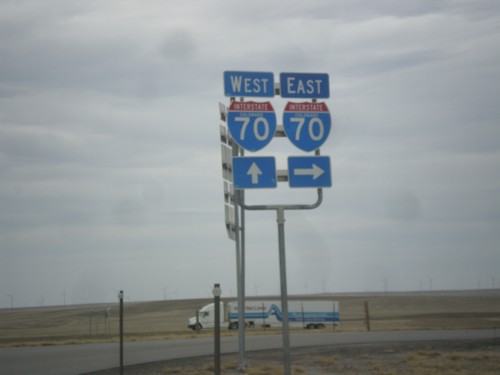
[280,72,329,99]
[283,101,331,152]
[288,156,331,188]
[227,101,277,152]
[224,71,275,97]
[233,156,277,189]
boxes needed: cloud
[161,28,198,61]
[1,1,500,306]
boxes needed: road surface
[0,329,498,375]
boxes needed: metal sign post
[233,151,247,372]
[238,187,323,375]
[276,207,290,373]
[219,102,247,371]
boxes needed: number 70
[289,117,325,141]
[235,116,270,141]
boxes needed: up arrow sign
[247,162,262,184]
[293,164,324,180]
[233,157,277,189]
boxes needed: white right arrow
[247,162,263,184]
[293,164,324,180]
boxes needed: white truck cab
[187,302,224,331]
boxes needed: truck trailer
[187,300,339,331]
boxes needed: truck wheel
[228,322,238,330]
[194,323,202,331]
[316,323,326,329]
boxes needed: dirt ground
[84,338,500,375]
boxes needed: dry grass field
[2,290,500,374]
[138,340,500,375]
[1,289,499,348]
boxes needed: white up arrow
[247,162,263,184]
[293,164,324,180]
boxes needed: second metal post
[277,207,291,375]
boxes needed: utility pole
[7,295,13,309]
[60,289,66,306]
[383,278,388,293]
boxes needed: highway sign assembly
[283,101,331,152]
[219,71,333,375]
[228,101,277,152]
[233,156,277,189]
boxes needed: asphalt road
[0,329,498,375]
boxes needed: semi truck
[187,300,339,331]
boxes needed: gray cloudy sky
[1,0,500,308]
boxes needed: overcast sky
[1,0,500,308]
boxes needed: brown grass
[403,350,500,374]
[159,360,306,375]
[313,355,339,367]
[114,339,499,375]
[1,290,500,348]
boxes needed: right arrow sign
[293,163,325,180]
[288,156,331,188]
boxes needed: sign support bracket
[236,180,323,375]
